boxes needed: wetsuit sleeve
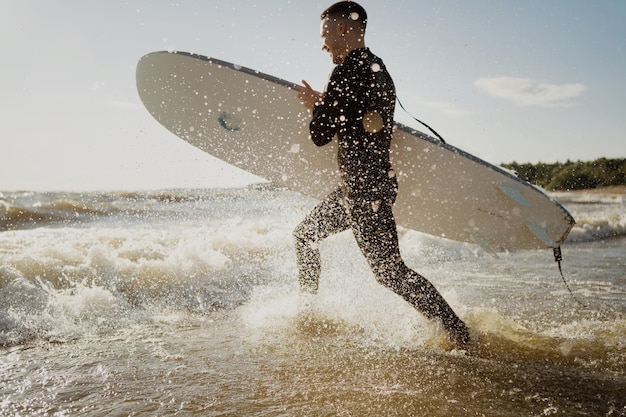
[308,68,343,147]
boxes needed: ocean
[1,185,624,416]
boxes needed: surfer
[294,1,471,346]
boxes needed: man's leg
[293,188,350,293]
[348,198,470,345]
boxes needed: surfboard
[136,51,575,251]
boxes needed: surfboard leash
[553,247,587,307]
[396,97,447,144]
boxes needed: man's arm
[296,79,340,147]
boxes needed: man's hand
[295,80,322,110]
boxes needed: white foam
[1,188,623,351]
[239,247,435,350]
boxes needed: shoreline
[551,185,626,195]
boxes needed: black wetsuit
[293,48,469,344]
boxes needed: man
[294,1,470,346]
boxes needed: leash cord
[553,247,587,307]
[396,97,447,144]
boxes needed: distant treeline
[501,158,626,191]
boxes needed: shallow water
[1,186,624,416]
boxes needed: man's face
[320,17,344,64]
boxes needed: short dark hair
[321,1,367,30]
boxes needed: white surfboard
[136,51,575,251]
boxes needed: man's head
[320,1,368,64]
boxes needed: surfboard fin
[524,222,557,247]
[497,184,532,207]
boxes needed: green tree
[502,158,626,191]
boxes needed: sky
[1,0,625,191]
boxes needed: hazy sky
[2,0,624,191]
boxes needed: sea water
[1,185,624,416]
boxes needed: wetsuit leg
[347,198,470,345]
[293,188,350,293]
